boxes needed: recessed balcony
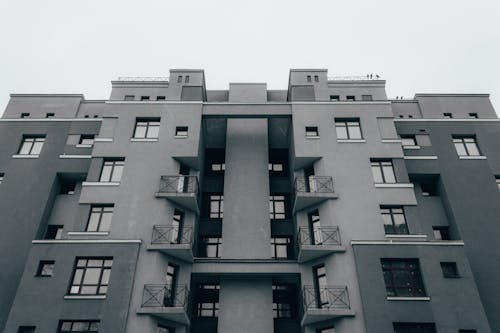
[147,225,194,262]
[137,284,190,325]
[293,176,337,212]
[301,285,355,326]
[297,226,345,263]
[155,175,199,213]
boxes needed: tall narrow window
[452,136,481,156]
[381,206,408,235]
[133,118,160,139]
[308,210,322,245]
[371,160,396,183]
[335,118,362,140]
[314,75,319,82]
[496,176,500,190]
[69,258,113,295]
[313,264,329,307]
[270,195,288,220]
[18,135,45,155]
[170,209,184,244]
[86,205,114,232]
[99,159,124,182]
[185,75,190,83]
[58,321,99,333]
[195,283,220,317]
[164,263,179,306]
[271,237,292,259]
[272,284,297,318]
[0,172,4,184]
[307,75,312,82]
[209,195,224,218]
[381,259,426,297]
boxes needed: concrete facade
[0,70,498,333]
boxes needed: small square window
[361,95,373,101]
[157,96,166,101]
[440,262,460,278]
[305,126,319,137]
[79,135,95,146]
[37,260,55,277]
[21,113,30,118]
[469,113,478,118]
[140,96,150,101]
[18,326,36,333]
[124,95,135,101]
[330,95,340,101]
[46,113,55,118]
[443,113,453,118]
[175,126,189,137]
[400,135,417,147]
[177,75,183,83]
[433,226,450,240]
[346,95,356,101]
[185,75,190,83]
[307,75,312,82]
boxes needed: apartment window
[305,126,319,137]
[21,113,30,118]
[86,205,113,232]
[157,325,174,333]
[79,135,95,146]
[335,118,362,140]
[314,75,319,82]
[469,113,478,118]
[346,95,356,101]
[205,148,225,176]
[393,323,436,333]
[330,95,340,101]
[195,284,220,318]
[433,226,450,240]
[361,94,373,101]
[440,262,460,278]
[140,96,150,101]
[45,225,63,239]
[443,113,453,118]
[133,118,160,139]
[46,113,55,118]
[381,206,408,235]
[371,160,396,183]
[268,149,288,177]
[211,162,225,173]
[271,237,292,259]
[99,159,124,182]
[0,172,4,184]
[124,95,135,101]
[18,135,45,155]
[208,195,224,218]
[307,75,312,82]
[400,135,417,147]
[37,260,55,277]
[269,162,284,173]
[453,136,481,156]
[496,176,500,190]
[270,195,287,220]
[156,96,166,101]
[175,126,188,138]
[200,237,222,258]
[58,321,99,332]
[69,258,113,295]
[272,284,296,318]
[381,259,426,297]
[185,75,190,83]
[177,75,183,83]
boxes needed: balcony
[301,286,355,326]
[137,284,190,325]
[297,227,345,263]
[293,176,337,212]
[155,176,199,213]
[147,225,194,262]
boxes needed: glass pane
[19,141,32,155]
[70,286,80,294]
[111,164,124,182]
[72,322,88,331]
[101,268,111,284]
[465,142,480,156]
[382,165,396,183]
[134,124,147,138]
[99,212,113,231]
[393,213,408,234]
[454,142,467,156]
[276,245,287,258]
[80,285,98,294]
[83,268,102,284]
[371,165,383,183]
[206,244,218,258]
[147,124,160,138]
[87,212,100,231]
[335,125,348,139]
[348,124,362,139]
[99,165,112,182]
[88,259,103,267]
[274,201,285,213]
[104,259,113,267]
[31,141,44,154]
[72,269,84,284]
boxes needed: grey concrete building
[0,69,499,333]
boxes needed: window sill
[12,154,39,159]
[64,295,106,300]
[458,155,487,160]
[68,231,109,236]
[82,181,120,187]
[59,154,92,159]
[305,136,320,140]
[94,138,113,142]
[385,234,427,240]
[130,138,158,142]
[337,139,366,143]
[403,145,420,150]
[403,156,438,160]
[381,139,402,143]
[174,135,188,139]
[76,144,93,148]
[374,183,414,188]
[386,296,430,301]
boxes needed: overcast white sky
[1,0,499,114]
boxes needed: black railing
[141,284,189,309]
[158,175,199,194]
[302,286,350,311]
[151,225,193,245]
[298,226,341,246]
[294,176,334,193]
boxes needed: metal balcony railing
[298,226,341,246]
[302,286,350,311]
[158,176,199,194]
[294,176,334,194]
[151,225,193,245]
[141,284,189,309]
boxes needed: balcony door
[304,166,315,192]
[171,210,184,244]
[313,264,329,308]
[308,210,323,245]
[178,165,190,193]
[164,263,179,306]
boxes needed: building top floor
[2,68,497,119]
